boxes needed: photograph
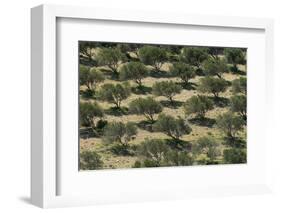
[79,41,247,170]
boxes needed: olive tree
[119,62,148,87]
[193,137,220,161]
[230,95,247,119]
[183,95,214,118]
[137,139,169,167]
[96,47,126,74]
[223,148,246,164]
[224,48,245,72]
[129,97,163,122]
[152,81,182,103]
[202,57,228,78]
[97,83,131,108]
[170,62,196,85]
[198,77,228,98]
[138,45,167,71]
[80,151,103,170]
[216,111,244,139]
[232,77,247,94]
[164,150,194,166]
[79,102,104,128]
[103,122,137,147]
[153,114,192,140]
[79,66,105,91]
[206,47,224,59]
[180,47,208,69]
[79,42,97,62]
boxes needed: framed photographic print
[31,4,274,208]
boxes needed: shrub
[230,95,247,119]
[137,139,169,167]
[129,97,163,122]
[180,47,208,69]
[184,95,214,118]
[193,137,221,161]
[79,102,104,128]
[138,45,167,71]
[97,83,131,108]
[223,148,246,164]
[216,111,244,139]
[170,62,196,85]
[224,48,245,72]
[232,77,247,94]
[164,150,194,166]
[202,57,228,78]
[96,47,126,74]
[103,122,137,147]
[152,81,182,103]
[79,66,105,91]
[80,151,103,170]
[198,77,228,98]
[153,114,192,140]
[119,62,148,87]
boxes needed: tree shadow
[109,144,134,156]
[223,137,247,148]
[188,117,216,127]
[165,138,192,151]
[195,68,205,76]
[80,89,95,99]
[104,106,129,116]
[131,85,152,95]
[79,56,97,67]
[209,96,230,108]
[150,69,171,78]
[177,82,197,90]
[136,120,155,132]
[230,66,246,76]
[160,100,184,109]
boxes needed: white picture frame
[31,4,274,208]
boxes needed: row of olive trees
[80,92,245,143]
[80,45,245,89]
[80,76,245,110]
[81,43,245,73]
[80,134,246,170]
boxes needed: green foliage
[119,62,148,86]
[138,45,167,71]
[79,65,105,91]
[79,42,97,62]
[198,77,228,98]
[230,95,247,119]
[223,148,246,164]
[180,47,208,68]
[103,122,137,146]
[202,57,228,78]
[206,47,224,59]
[152,81,182,102]
[80,151,103,170]
[129,97,163,122]
[216,111,244,139]
[170,62,196,85]
[79,102,104,128]
[224,48,245,71]
[164,150,194,166]
[137,139,169,166]
[193,137,220,161]
[153,114,192,140]
[232,77,247,94]
[96,47,126,74]
[97,83,131,108]
[184,95,214,118]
